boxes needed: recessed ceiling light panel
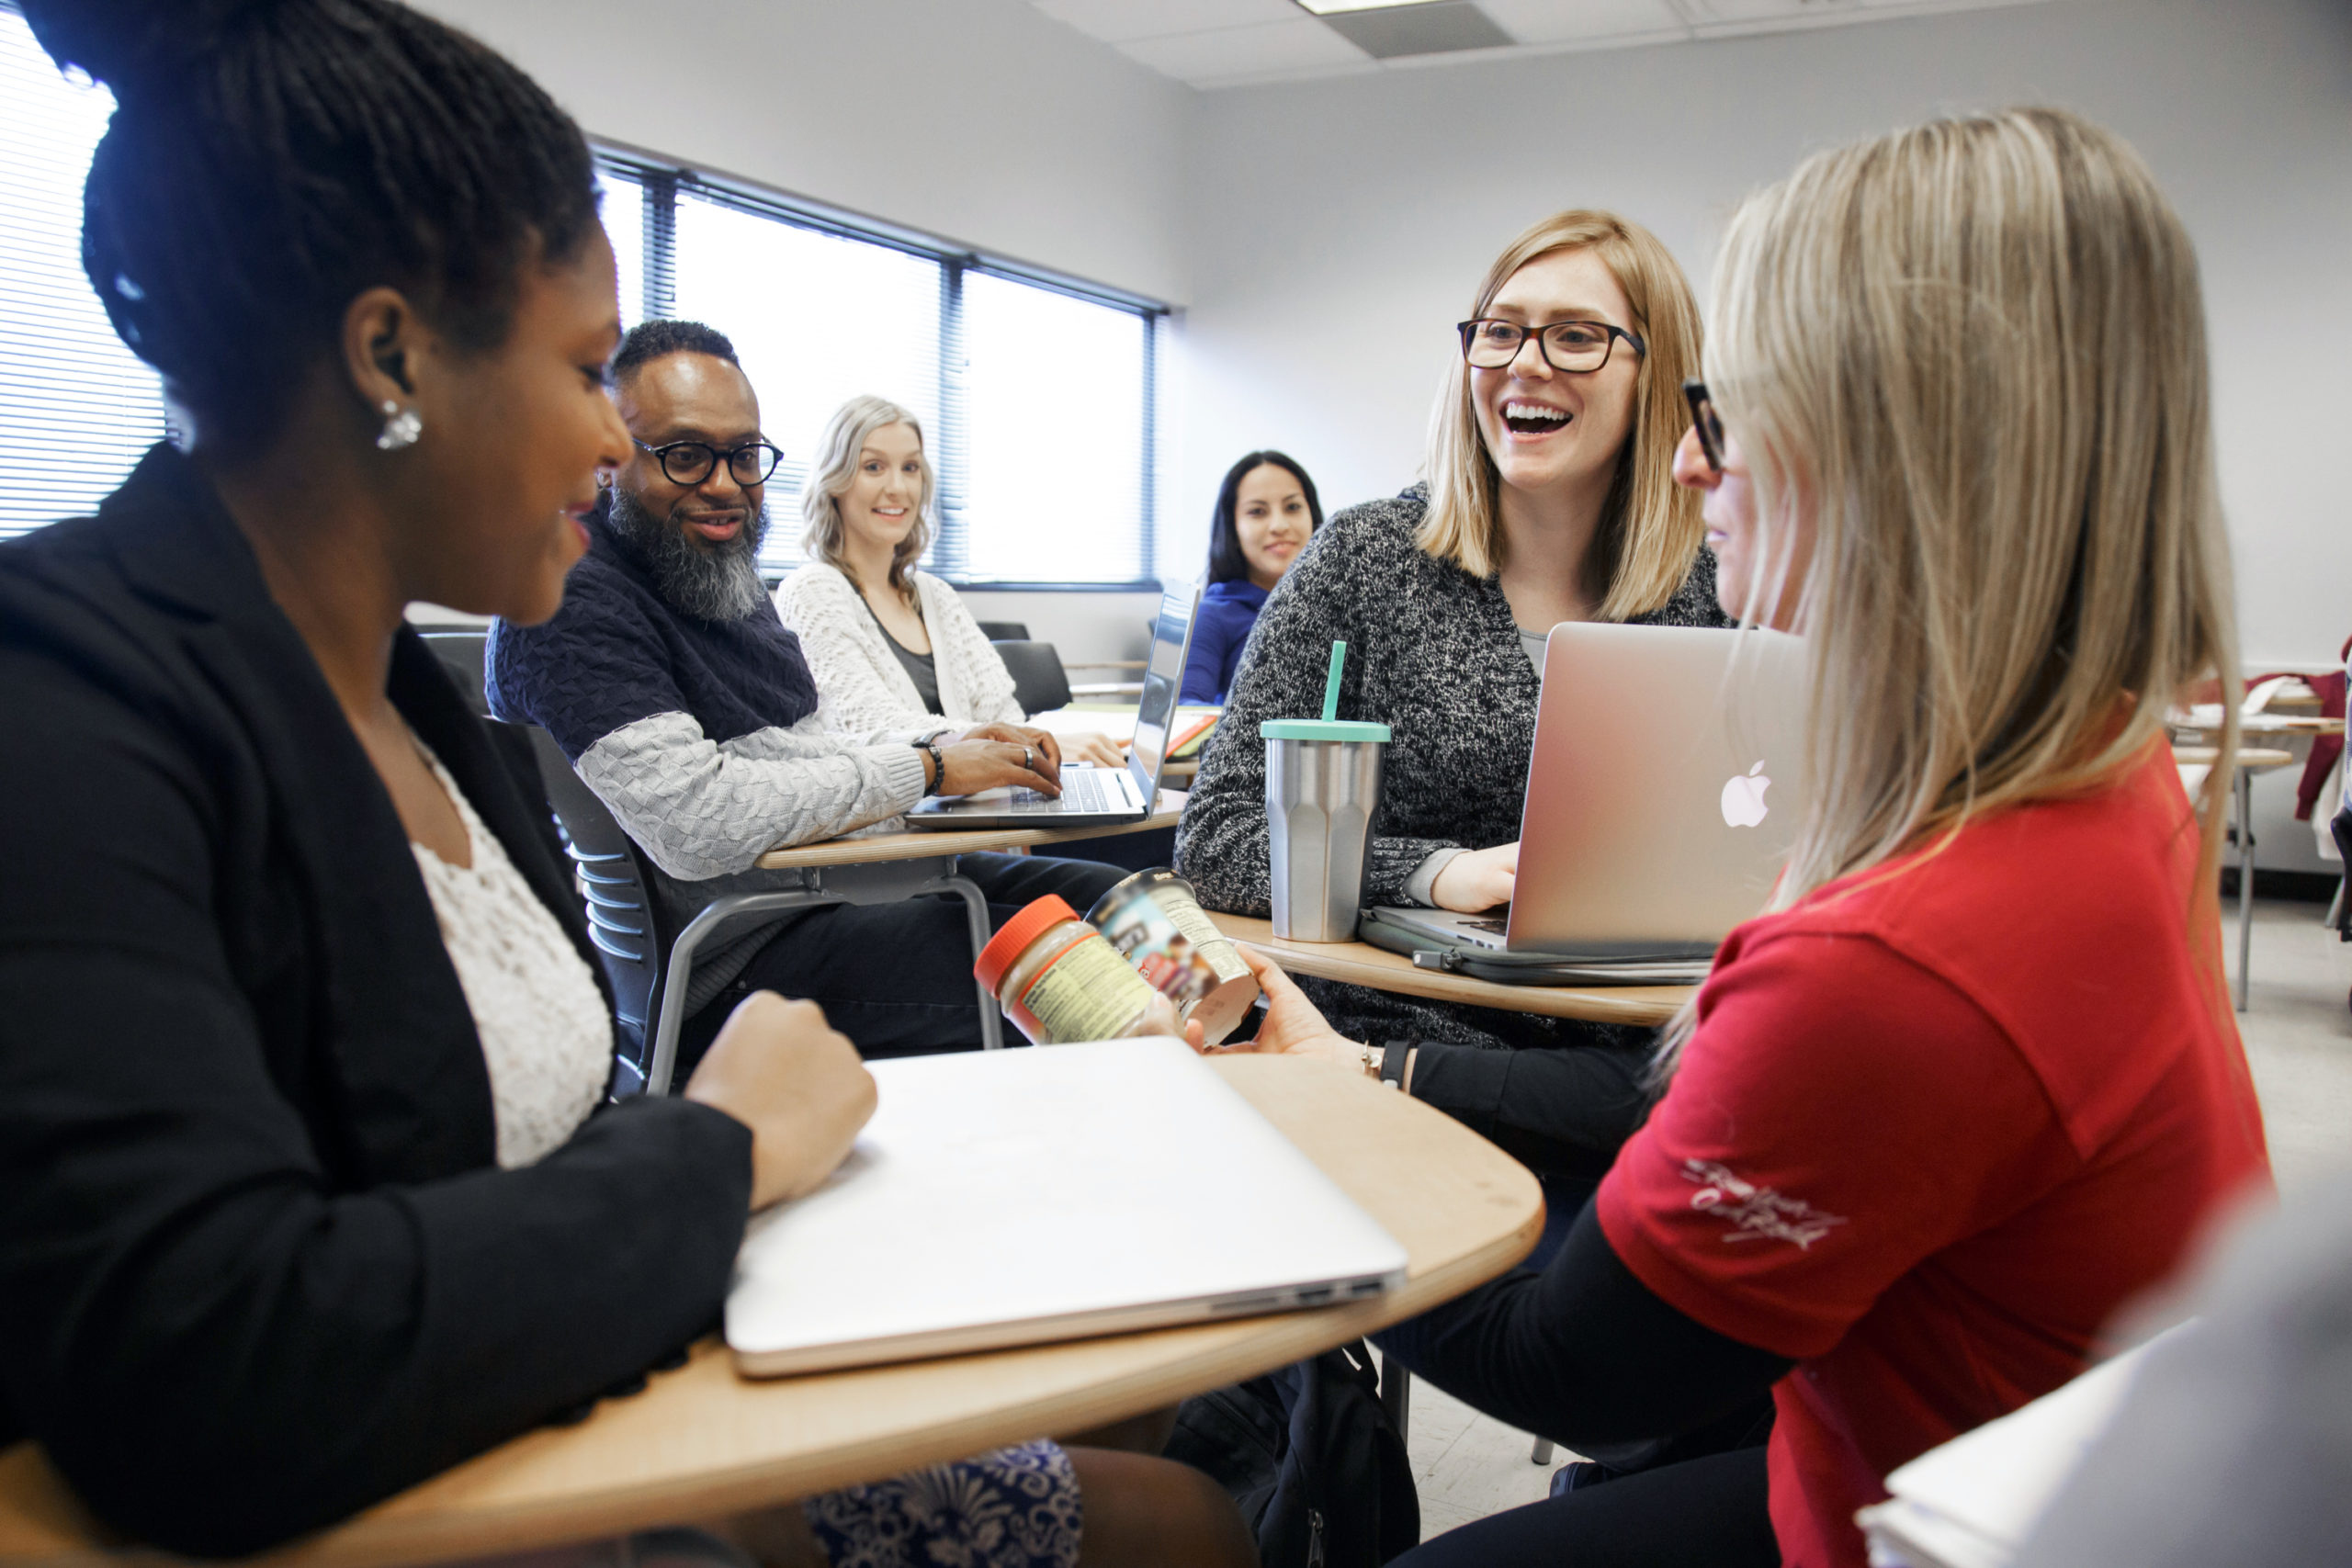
[1305,0,1516,55]
[1294,0,1439,12]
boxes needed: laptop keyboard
[1010,767,1127,814]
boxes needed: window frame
[597,148,1170,592]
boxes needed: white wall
[1173,0,2352,870]
[413,0,1193,306]
[1173,0,2352,675]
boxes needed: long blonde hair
[1663,107,2240,1070]
[1419,209,1705,618]
[801,394,934,596]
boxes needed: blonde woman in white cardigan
[776,396,1125,767]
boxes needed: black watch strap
[1380,1041,1412,1090]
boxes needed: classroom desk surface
[0,1056,1539,1568]
[1210,913,1696,1027]
[752,792,1183,871]
[2172,746,2296,771]
[2172,716,2343,738]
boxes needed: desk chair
[508,723,1006,1094]
[993,639,1074,716]
[977,620,1030,643]
[514,722,668,1093]
[421,627,492,715]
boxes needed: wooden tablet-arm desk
[0,1058,1537,1568]
[1207,913,1695,1028]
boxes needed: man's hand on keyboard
[948,723,1063,781]
[937,725,1062,799]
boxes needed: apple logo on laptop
[1721,761,1771,828]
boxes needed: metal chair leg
[2235,765,2255,1013]
[646,887,839,1096]
[1531,1438,1555,1465]
[935,873,1007,1051]
[2327,874,2345,931]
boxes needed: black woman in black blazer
[0,446,752,1553]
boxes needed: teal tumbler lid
[1261,718,1391,743]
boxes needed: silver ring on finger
[1023,747,1033,771]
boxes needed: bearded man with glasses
[490,320,1127,1075]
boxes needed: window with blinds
[0,6,1168,586]
[0,6,169,537]
[603,160,1165,588]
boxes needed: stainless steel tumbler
[1262,718,1390,942]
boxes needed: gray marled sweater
[1176,486,1727,1062]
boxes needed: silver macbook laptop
[907,583,1200,829]
[725,1037,1408,1377]
[1364,624,1808,977]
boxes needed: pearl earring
[376,399,423,451]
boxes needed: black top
[1375,1201,1791,1451]
[0,446,752,1555]
[865,594,944,716]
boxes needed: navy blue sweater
[486,519,820,762]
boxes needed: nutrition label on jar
[1017,937,1159,1043]
[1161,900,1244,975]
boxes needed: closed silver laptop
[1364,624,1808,974]
[725,1037,1408,1377]
[906,583,1200,829]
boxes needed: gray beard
[607,485,771,623]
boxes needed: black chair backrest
[508,721,667,1095]
[991,639,1072,716]
[976,620,1030,643]
[420,628,492,717]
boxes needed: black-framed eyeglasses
[1458,318,1645,375]
[635,437,783,487]
[1683,378,1725,473]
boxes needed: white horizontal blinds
[0,9,168,537]
[596,170,648,333]
[958,272,1148,583]
[671,191,943,574]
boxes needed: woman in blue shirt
[1181,451,1322,704]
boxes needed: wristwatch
[1361,1043,1385,1080]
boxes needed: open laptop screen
[1126,586,1196,795]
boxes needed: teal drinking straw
[1321,640,1346,723]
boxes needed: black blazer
[0,447,752,1555]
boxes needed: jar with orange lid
[974,895,1167,1045]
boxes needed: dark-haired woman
[1180,451,1321,705]
[0,4,1250,1565]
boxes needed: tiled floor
[1401,895,2352,1541]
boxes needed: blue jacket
[1181,578,1270,705]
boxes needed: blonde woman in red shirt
[1216,107,2270,1568]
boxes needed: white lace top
[409,745,613,1168]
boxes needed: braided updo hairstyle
[18,0,600,456]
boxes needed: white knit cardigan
[774,561,1027,737]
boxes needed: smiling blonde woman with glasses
[1178,212,1727,1153]
[1210,108,2268,1568]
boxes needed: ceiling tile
[1475,0,1690,45]
[1114,17,1373,83]
[1032,0,1302,45]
